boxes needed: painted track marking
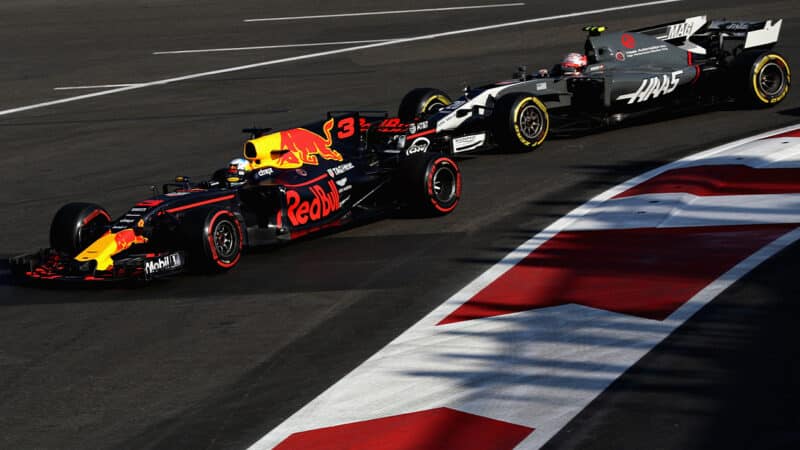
[1,0,682,117]
[243,3,527,22]
[53,83,142,91]
[152,40,391,55]
[249,125,800,449]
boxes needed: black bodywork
[10,112,461,282]
[382,17,789,155]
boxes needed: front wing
[9,249,186,283]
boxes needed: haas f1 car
[10,113,462,282]
[384,16,790,154]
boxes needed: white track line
[54,83,141,91]
[243,3,526,22]
[153,39,391,55]
[1,0,681,118]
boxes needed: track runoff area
[250,125,800,449]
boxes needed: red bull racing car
[377,16,790,155]
[9,112,462,283]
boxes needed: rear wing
[631,15,708,42]
[632,16,782,54]
[706,19,783,49]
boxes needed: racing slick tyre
[738,51,791,107]
[182,207,243,273]
[49,202,112,256]
[492,93,549,152]
[398,88,453,123]
[399,153,461,216]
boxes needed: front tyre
[49,202,112,256]
[400,154,461,216]
[742,52,791,106]
[398,88,453,123]
[492,93,549,152]
[183,208,243,272]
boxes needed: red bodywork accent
[283,173,329,188]
[691,64,701,84]
[288,218,345,240]
[136,199,164,207]
[274,407,533,450]
[166,194,235,214]
[406,128,436,141]
[81,208,112,225]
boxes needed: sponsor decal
[144,253,183,275]
[257,168,274,177]
[165,191,191,197]
[621,33,636,49]
[406,137,430,155]
[408,121,429,134]
[452,133,486,153]
[253,119,344,169]
[113,209,148,231]
[616,70,682,104]
[624,44,669,58]
[536,82,547,91]
[721,22,751,31]
[588,64,605,72]
[667,21,695,39]
[615,51,625,61]
[376,117,408,133]
[286,179,341,226]
[327,162,354,177]
[335,177,348,187]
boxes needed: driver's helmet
[227,157,250,185]
[560,52,588,74]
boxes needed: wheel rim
[424,100,447,115]
[213,219,238,260]
[759,62,786,97]
[518,103,545,140]
[432,165,456,204]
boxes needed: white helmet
[228,157,249,177]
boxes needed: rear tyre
[738,51,791,107]
[182,208,243,272]
[491,93,549,152]
[398,88,453,123]
[399,154,461,216]
[49,202,112,256]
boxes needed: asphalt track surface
[1,1,798,449]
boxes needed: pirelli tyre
[492,93,549,152]
[398,88,453,123]
[400,153,461,216]
[740,51,791,107]
[182,207,243,272]
[49,202,112,256]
